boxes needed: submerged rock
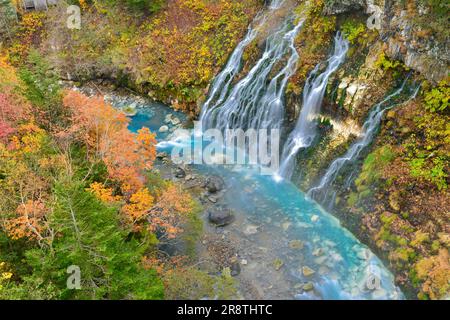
[314,256,327,265]
[208,207,234,227]
[289,240,304,250]
[171,117,181,125]
[302,266,316,277]
[281,222,291,231]
[208,196,218,204]
[302,282,314,292]
[312,248,324,257]
[244,225,259,235]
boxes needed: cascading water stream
[200,12,304,132]
[276,33,349,180]
[199,0,287,130]
[307,81,420,206]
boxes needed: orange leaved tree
[62,91,157,193]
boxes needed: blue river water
[119,100,403,300]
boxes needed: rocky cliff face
[324,0,449,83]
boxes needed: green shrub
[409,156,448,190]
[423,81,449,113]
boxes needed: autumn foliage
[62,91,157,193]
[0,57,196,298]
[0,57,30,141]
[60,91,193,237]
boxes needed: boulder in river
[174,167,186,178]
[208,207,234,227]
[164,113,173,124]
[171,117,181,125]
[204,175,225,193]
[159,125,169,133]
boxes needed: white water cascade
[307,81,420,205]
[276,33,349,180]
[200,5,304,133]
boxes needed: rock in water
[289,240,304,250]
[302,282,314,292]
[174,167,186,178]
[204,175,225,193]
[273,259,284,271]
[208,207,234,226]
[244,225,259,235]
[156,152,168,160]
[302,266,316,277]
[159,125,169,133]
[164,114,173,124]
[230,261,241,276]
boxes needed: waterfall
[199,0,286,128]
[276,33,349,180]
[200,8,304,132]
[307,80,419,206]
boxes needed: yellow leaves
[0,55,20,90]
[182,0,207,12]
[6,123,47,156]
[415,249,450,299]
[8,12,46,61]
[0,262,13,290]
[136,127,157,170]
[1,272,13,280]
[122,188,154,228]
[87,182,122,204]
[78,0,89,11]
[129,0,257,112]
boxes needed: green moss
[353,145,396,202]
[341,20,366,44]
[182,201,204,258]
[347,192,359,207]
